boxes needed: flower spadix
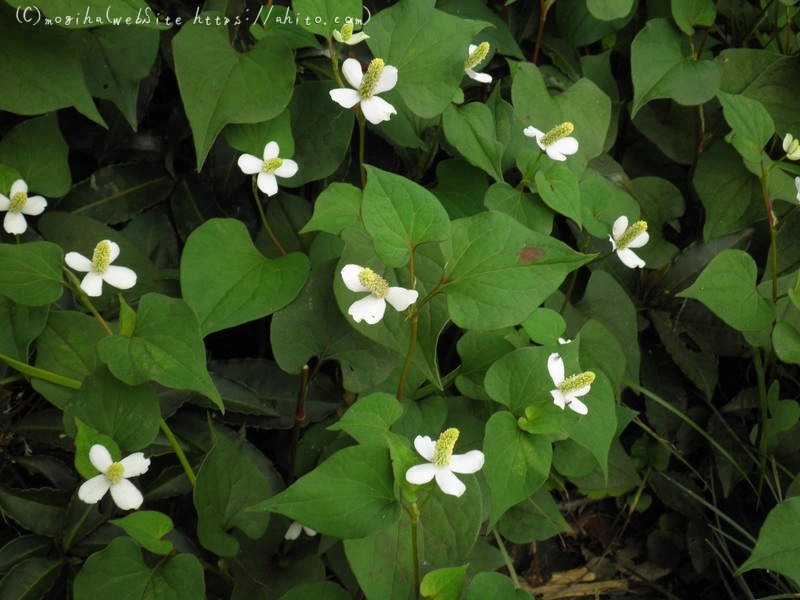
[65,239,137,297]
[405,428,485,497]
[238,141,298,197]
[548,353,594,415]
[341,264,418,325]
[333,22,369,45]
[784,133,800,161]
[0,179,47,235]
[78,444,150,510]
[284,521,317,540]
[523,122,579,161]
[464,42,491,83]
[609,215,649,269]
[329,58,398,125]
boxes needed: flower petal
[341,264,369,292]
[285,521,302,540]
[547,353,564,385]
[347,295,387,325]
[413,435,436,461]
[257,172,279,197]
[80,272,105,297]
[109,479,144,510]
[523,126,543,139]
[545,147,567,161]
[274,159,298,179]
[405,463,436,485]
[795,176,800,201]
[302,526,317,536]
[558,337,571,344]
[616,248,645,269]
[627,230,649,249]
[341,58,363,89]
[0,194,9,211]
[435,469,466,497]
[374,65,398,94]
[263,141,280,160]
[550,389,566,410]
[385,287,419,312]
[612,215,628,239]
[449,450,484,474]
[550,136,579,156]
[348,32,369,44]
[466,69,492,83]
[65,252,92,272]
[238,153,263,175]
[333,29,343,43]
[102,265,137,291]
[468,44,477,54]
[9,179,27,197]
[120,452,150,477]
[78,474,111,504]
[566,397,588,415]
[107,240,120,264]
[3,211,26,234]
[784,134,792,152]
[20,195,46,216]
[88,444,113,473]
[360,95,397,125]
[329,88,361,109]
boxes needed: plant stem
[287,364,310,483]
[357,111,367,188]
[532,0,548,64]
[160,418,196,487]
[327,38,345,88]
[397,253,418,401]
[559,231,591,313]
[0,374,23,387]
[752,346,769,503]
[63,270,113,336]
[251,177,286,255]
[516,153,543,190]
[410,502,421,598]
[0,354,81,389]
[492,527,520,587]
[759,161,778,303]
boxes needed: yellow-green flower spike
[540,122,575,147]
[465,42,490,70]
[91,241,112,274]
[262,157,284,173]
[558,371,596,394]
[616,220,648,249]
[106,462,125,484]
[358,58,385,99]
[340,22,354,41]
[786,137,800,157]
[8,191,27,213]
[358,267,389,298]
[433,428,460,467]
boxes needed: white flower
[405,428,484,497]
[333,22,369,45]
[78,444,150,510]
[558,337,572,344]
[548,353,594,415]
[609,216,649,269]
[329,58,398,125]
[284,521,317,540]
[341,264,418,325]
[464,42,491,83]
[65,239,138,297]
[523,122,579,161]
[795,176,800,202]
[0,179,47,235]
[783,133,800,161]
[238,141,299,197]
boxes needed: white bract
[333,22,369,45]
[65,240,138,297]
[238,141,298,197]
[284,521,317,540]
[341,264,418,325]
[0,179,47,235]
[548,353,594,415]
[795,177,800,202]
[405,428,484,497]
[523,122,579,161]
[78,444,150,510]
[464,42,491,83]
[783,133,800,161]
[329,58,398,125]
[558,337,572,344]
[609,216,649,269]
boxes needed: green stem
[357,111,367,189]
[410,502,421,598]
[327,38,345,88]
[397,252,418,401]
[492,527,520,588]
[516,153,543,190]
[759,161,778,303]
[752,346,769,503]
[0,354,81,389]
[159,419,196,487]
[0,374,23,387]
[63,269,113,336]
[251,177,286,256]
